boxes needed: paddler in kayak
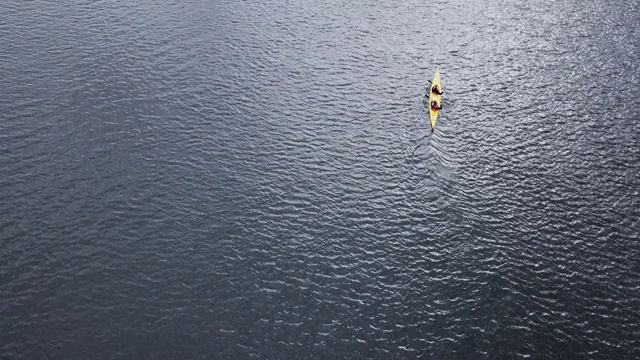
[431,84,443,95]
[430,100,442,111]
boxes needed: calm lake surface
[1,0,639,358]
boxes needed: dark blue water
[1,0,639,358]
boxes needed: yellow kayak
[428,68,442,130]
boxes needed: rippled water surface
[2,0,640,358]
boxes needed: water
[1,0,639,358]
